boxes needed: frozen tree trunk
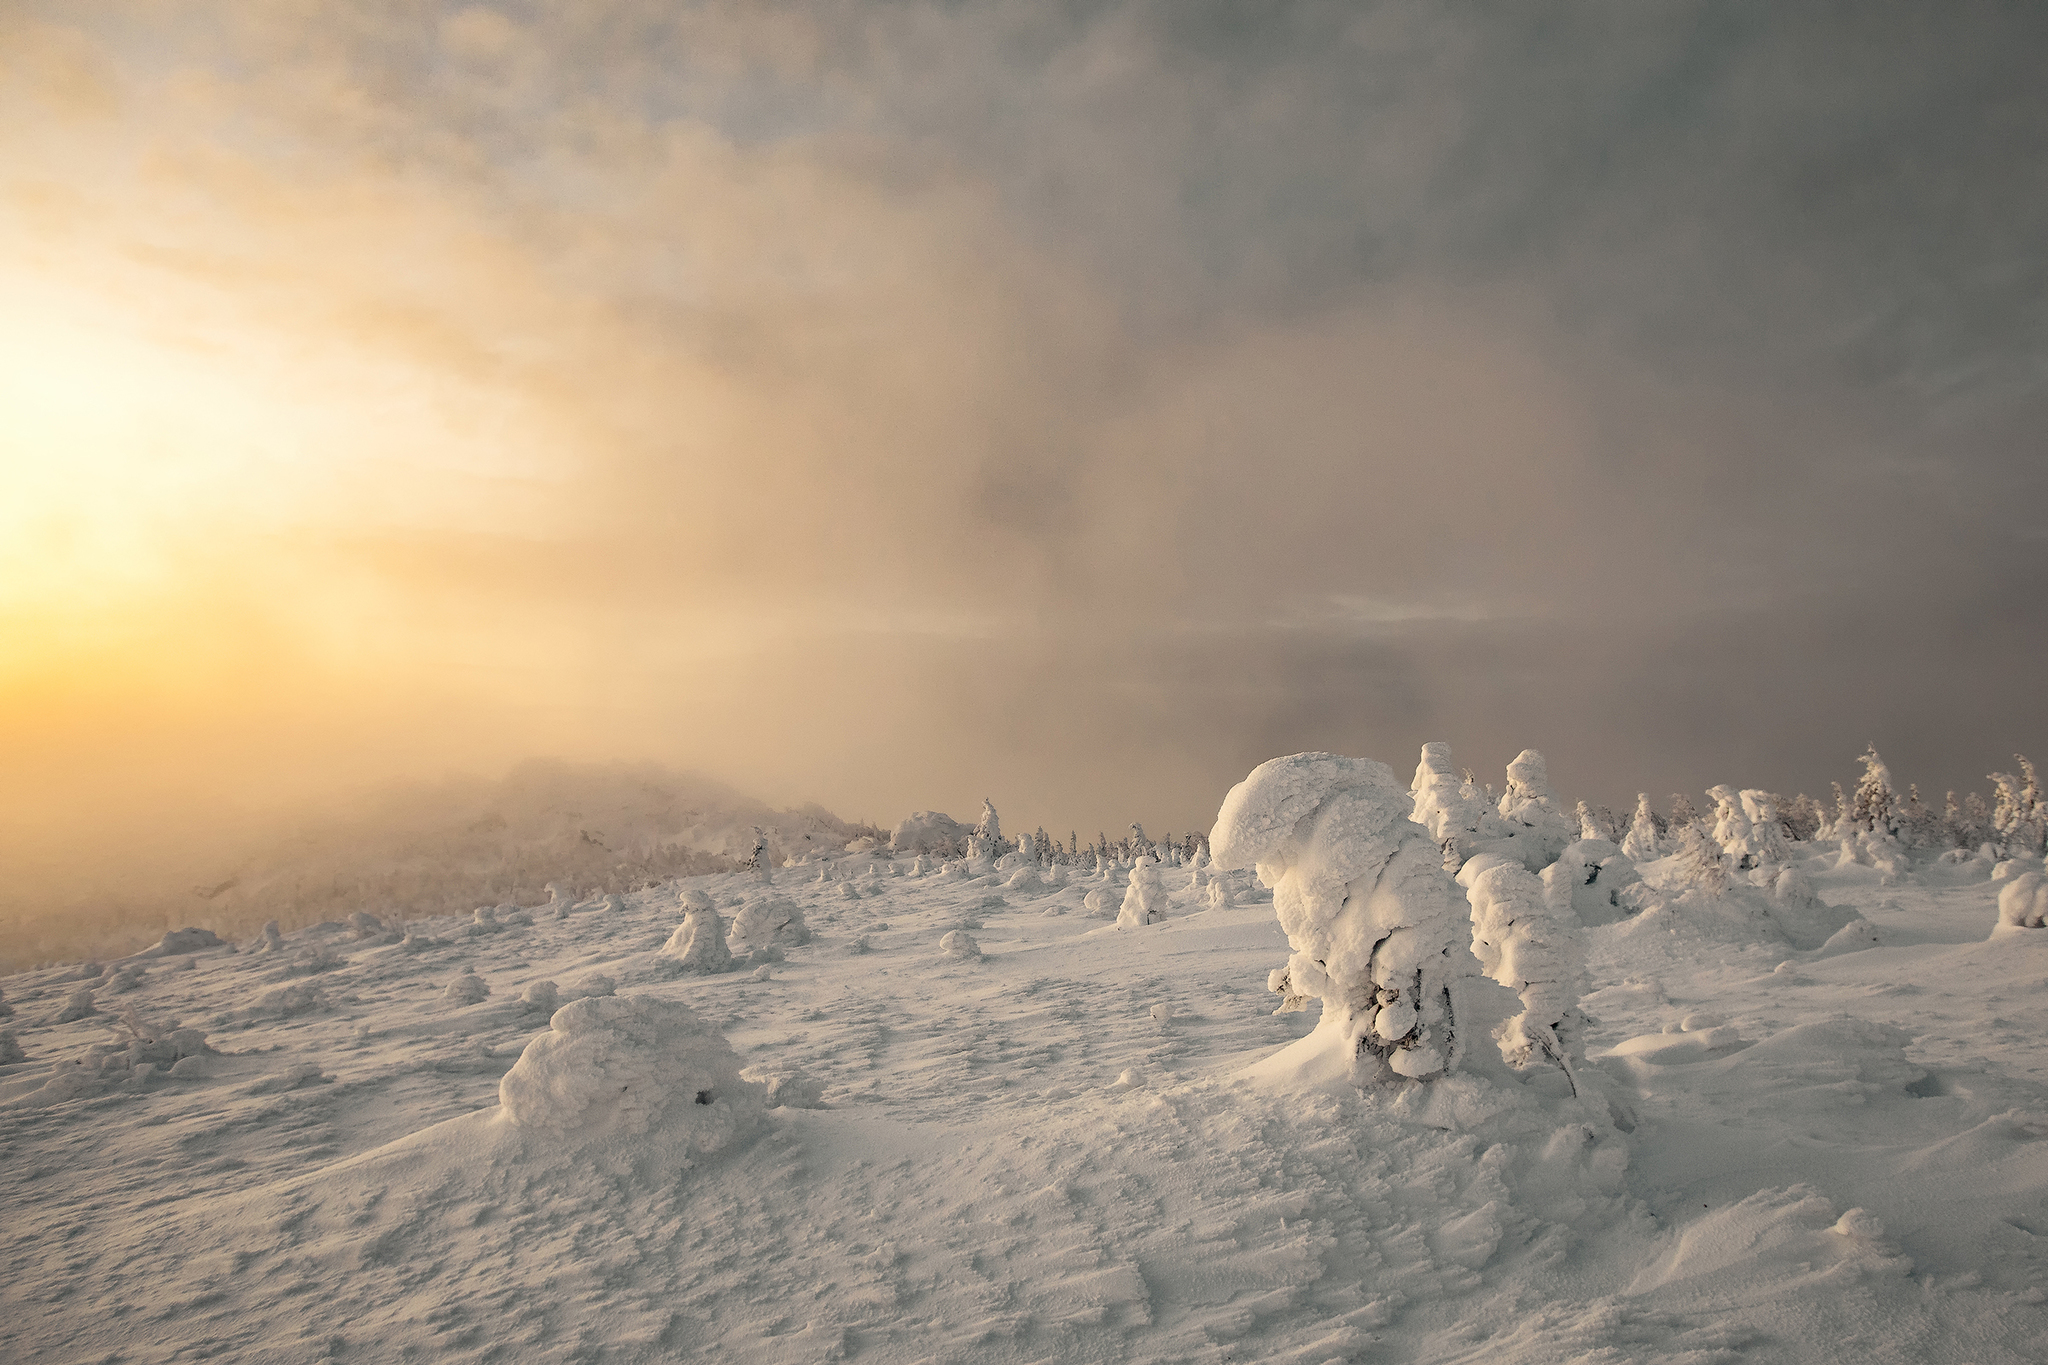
[1211,752,1474,1084]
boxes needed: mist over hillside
[0,761,880,972]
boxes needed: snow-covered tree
[1409,741,1502,869]
[1117,854,1170,928]
[1781,794,1827,843]
[1850,746,1897,836]
[1989,757,2045,857]
[1739,790,1793,869]
[1542,838,1645,925]
[1460,855,1585,1084]
[1670,824,1728,895]
[1669,792,1700,830]
[653,890,733,975]
[1619,793,1662,861]
[1211,752,1473,1084]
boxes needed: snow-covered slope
[3,842,2045,1362]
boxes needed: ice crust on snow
[499,994,764,1151]
[1212,751,1473,1082]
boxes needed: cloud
[1,0,2045,933]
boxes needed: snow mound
[1212,752,1473,1083]
[498,995,764,1152]
[1996,871,2048,929]
[940,929,981,959]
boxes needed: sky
[4,1,2046,898]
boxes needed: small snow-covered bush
[442,970,489,1006]
[1410,741,1500,868]
[1212,752,1474,1083]
[939,930,981,959]
[0,1030,24,1064]
[566,972,616,999]
[520,980,561,1015]
[1997,872,2048,929]
[1542,838,1644,926]
[728,897,809,953]
[740,1066,825,1109]
[0,986,11,1019]
[251,920,286,953]
[152,927,224,955]
[54,989,98,1023]
[1116,855,1170,928]
[1461,855,1585,1076]
[1082,887,1117,918]
[653,891,734,975]
[499,995,765,1152]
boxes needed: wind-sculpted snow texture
[4,807,2048,1364]
[1211,752,1473,1082]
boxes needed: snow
[5,763,2048,1364]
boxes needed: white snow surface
[3,820,2048,1363]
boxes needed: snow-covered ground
[3,826,2046,1362]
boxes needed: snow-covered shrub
[252,982,328,1017]
[1619,793,1662,861]
[0,1030,22,1064]
[1997,872,2048,929]
[1766,866,1851,946]
[741,1066,825,1109]
[152,927,224,955]
[1849,746,1897,837]
[1205,873,1236,911]
[346,912,398,943]
[566,973,615,999]
[0,986,11,1019]
[546,883,575,919]
[1003,865,1044,893]
[728,898,809,954]
[443,970,489,1006]
[102,965,145,994]
[252,920,286,953]
[1117,855,1170,928]
[521,980,561,1015]
[654,891,734,976]
[1460,854,1585,1076]
[54,989,97,1023]
[1082,887,1117,918]
[891,811,968,855]
[499,994,766,1152]
[1541,838,1644,926]
[939,930,981,959]
[468,905,504,937]
[1211,752,1473,1083]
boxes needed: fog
[4,3,2045,956]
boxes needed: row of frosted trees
[907,747,2046,875]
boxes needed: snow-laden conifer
[1460,854,1585,1084]
[1211,752,1473,1083]
[1619,793,1662,861]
